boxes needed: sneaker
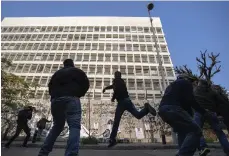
[199,148,211,156]
[145,103,157,116]
[108,139,117,148]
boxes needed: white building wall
[1,16,175,142]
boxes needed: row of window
[1,43,168,52]
[1,34,165,43]
[2,52,171,64]
[6,63,174,77]
[29,89,165,100]
[2,26,163,34]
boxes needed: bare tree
[196,50,221,83]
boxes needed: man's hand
[102,88,106,93]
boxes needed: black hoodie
[48,66,89,99]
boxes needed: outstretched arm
[103,85,113,93]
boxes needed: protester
[158,74,211,156]
[102,71,156,148]
[32,116,51,143]
[5,106,34,148]
[194,80,229,156]
[38,59,89,156]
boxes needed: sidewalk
[1,141,222,150]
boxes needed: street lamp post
[87,92,91,138]
[147,2,177,144]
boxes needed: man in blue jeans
[194,80,229,156]
[158,74,211,156]
[38,59,89,156]
[103,71,157,148]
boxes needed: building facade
[1,17,175,142]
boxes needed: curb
[1,142,222,150]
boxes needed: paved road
[1,147,225,156]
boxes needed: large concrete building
[1,17,175,142]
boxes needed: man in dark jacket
[102,71,156,148]
[158,74,211,156]
[5,106,34,148]
[194,80,229,156]
[32,117,51,143]
[38,59,89,156]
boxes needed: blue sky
[1,1,229,89]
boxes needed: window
[139,35,145,42]
[94,92,101,100]
[34,53,42,61]
[107,26,112,32]
[106,43,111,51]
[51,43,58,50]
[63,26,70,32]
[119,44,125,51]
[48,54,55,61]
[97,53,104,61]
[90,54,97,61]
[126,44,132,51]
[105,54,111,62]
[16,64,24,73]
[88,26,93,32]
[137,27,143,32]
[58,43,64,50]
[37,34,43,41]
[28,53,35,61]
[156,28,162,34]
[132,35,138,42]
[46,26,52,32]
[135,66,142,75]
[56,34,61,41]
[143,66,150,75]
[112,44,118,51]
[37,64,44,72]
[134,54,141,63]
[149,55,156,63]
[140,44,146,51]
[54,54,62,61]
[113,26,118,32]
[2,35,8,41]
[65,43,71,50]
[96,65,103,74]
[120,55,126,62]
[31,34,38,41]
[166,67,174,77]
[83,54,89,61]
[150,66,158,76]
[62,54,69,61]
[133,44,139,51]
[30,64,38,73]
[137,94,145,100]
[41,53,48,61]
[76,54,82,61]
[76,26,81,32]
[163,56,170,64]
[127,55,133,62]
[159,36,165,43]
[125,26,130,32]
[85,43,91,50]
[15,53,23,61]
[128,79,135,89]
[51,64,59,73]
[80,34,86,41]
[44,64,51,73]
[99,43,104,51]
[101,26,106,32]
[36,90,44,99]
[40,76,48,87]
[145,79,152,90]
[82,26,87,32]
[9,64,17,72]
[69,53,76,61]
[104,65,111,75]
[38,43,45,50]
[71,43,78,50]
[45,43,52,50]
[143,27,149,33]
[74,34,80,41]
[89,65,96,74]
[92,43,98,50]
[153,80,160,90]
[78,43,84,50]
[112,65,118,74]
[26,43,33,50]
[43,34,49,41]
[120,66,126,74]
[131,26,137,32]
[86,34,93,41]
[112,54,118,62]
[141,55,148,63]
[119,26,124,32]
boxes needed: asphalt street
[1,147,225,156]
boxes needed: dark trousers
[110,98,148,140]
[5,122,31,146]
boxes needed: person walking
[158,74,211,156]
[5,106,34,148]
[194,80,229,156]
[38,59,89,156]
[102,71,156,148]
